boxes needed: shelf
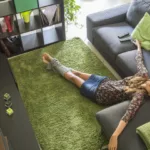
[40,4,61,28]
[42,23,64,45]
[14,0,38,13]
[0,0,15,17]
[17,16,42,34]
[0,18,19,39]
[21,30,43,51]
[39,0,61,8]
[0,0,65,56]
[0,31,18,40]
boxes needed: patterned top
[96,50,148,122]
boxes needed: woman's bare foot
[42,53,53,64]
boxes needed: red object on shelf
[0,20,7,33]
[4,16,13,33]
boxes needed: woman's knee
[64,71,84,88]
[64,72,76,80]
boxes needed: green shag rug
[8,38,115,150]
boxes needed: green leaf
[64,0,81,24]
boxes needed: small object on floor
[4,93,11,101]
[6,108,14,116]
[5,101,12,108]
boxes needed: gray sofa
[86,0,150,150]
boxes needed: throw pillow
[131,12,150,51]
[126,0,150,27]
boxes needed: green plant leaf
[64,0,81,24]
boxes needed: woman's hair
[125,76,148,94]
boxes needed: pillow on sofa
[136,122,150,150]
[126,0,150,27]
[131,12,150,51]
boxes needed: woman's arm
[134,40,148,78]
[108,120,127,150]
[111,120,127,136]
[108,91,145,150]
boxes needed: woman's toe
[42,53,52,62]
[42,56,49,64]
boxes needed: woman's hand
[108,134,118,150]
[108,120,127,150]
[132,39,141,49]
[124,87,137,93]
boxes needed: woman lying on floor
[42,40,150,150]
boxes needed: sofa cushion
[126,0,150,27]
[97,101,130,137]
[96,100,150,150]
[93,22,135,61]
[131,12,150,51]
[116,50,150,77]
[86,3,130,42]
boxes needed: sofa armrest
[86,3,130,42]
[96,101,130,139]
[96,100,150,150]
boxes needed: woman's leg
[42,53,84,88]
[64,71,84,88]
[42,53,92,81]
[72,70,92,81]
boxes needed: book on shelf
[0,16,15,34]
[40,5,58,26]
[0,19,7,33]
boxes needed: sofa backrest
[126,0,150,27]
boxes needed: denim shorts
[80,75,107,101]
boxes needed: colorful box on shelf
[14,0,38,13]
[21,11,32,23]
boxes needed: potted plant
[64,0,81,25]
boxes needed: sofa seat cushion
[116,50,150,77]
[96,100,150,150]
[93,22,135,61]
[126,0,150,27]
